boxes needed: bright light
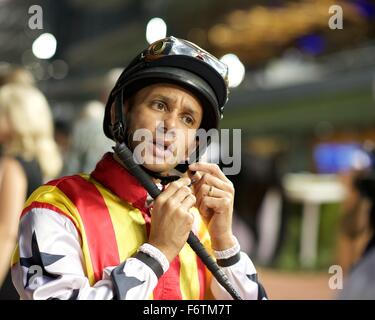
[220,53,245,88]
[32,33,57,59]
[146,17,167,44]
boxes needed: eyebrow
[150,94,199,116]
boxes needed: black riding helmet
[103,36,229,182]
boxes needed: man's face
[113,83,203,174]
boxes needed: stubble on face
[124,83,203,174]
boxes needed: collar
[90,152,149,213]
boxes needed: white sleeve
[210,252,268,300]
[12,208,160,300]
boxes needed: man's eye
[152,101,166,110]
[183,115,194,126]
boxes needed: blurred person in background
[63,100,113,175]
[202,139,287,265]
[337,169,372,274]
[0,136,26,298]
[62,69,121,175]
[0,65,36,292]
[54,119,73,169]
[0,64,35,88]
[229,149,287,266]
[338,151,375,299]
[0,83,62,299]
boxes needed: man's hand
[148,177,196,262]
[188,162,236,251]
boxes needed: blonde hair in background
[0,64,35,87]
[0,84,62,181]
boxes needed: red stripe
[54,175,120,282]
[90,153,148,213]
[153,256,182,300]
[45,176,74,187]
[21,202,82,239]
[196,256,207,300]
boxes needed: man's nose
[163,112,178,131]
[157,115,178,140]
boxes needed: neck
[112,152,180,185]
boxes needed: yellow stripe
[81,174,148,262]
[204,268,214,299]
[21,184,96,285]
[197,215,216,299]
[11,245,19,267]
[179,243,201,300]
[179,208,203,300]
[23,185,80,229]
[87,175,203,300]
[193,208,215,300]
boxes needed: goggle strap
[112,90,126,142]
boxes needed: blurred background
[1,0,375,299]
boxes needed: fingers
[181,194,197,211]
[200,196,232,213]
[188,170,201,186]
[194,172,233,194]
[196,183,226,200]
[196,183,229,211]
[172,185,195,204]
[189,162,228,181]
[193,173,234,213]
[175,194,196,231]
[154,177,197,216]
[189,162,234,196]
[156,177,191,204]
[161,188,193,215]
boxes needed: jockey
[11,36,267,300]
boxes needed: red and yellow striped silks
[13,153,214,300]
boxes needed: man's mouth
[153,138,173,149]
[150,139,175,159]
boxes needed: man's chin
[141,162,179,175]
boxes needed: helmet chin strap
[141,164,186,185]
[141,131,211,184]
[139,137,209,185]
[111,90,209,186]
